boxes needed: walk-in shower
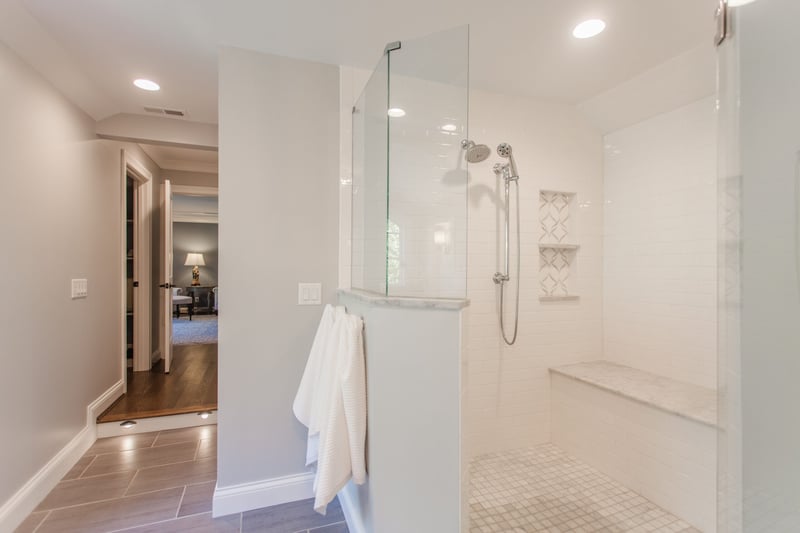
[344,8,760,530]
[492,143,520,345]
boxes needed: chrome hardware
[492,142,521,345]
[493,272,509,284]
[715,0,728,46]
[384,41,401,54]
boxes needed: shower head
[497,143,518,178]
[461,139,491,163]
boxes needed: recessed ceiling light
[573,19,606,39]
[441,124,458,132]
[388,108,406,118]
[133,78,160,91]
[120,420,137,429]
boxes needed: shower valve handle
[493,272,509,284]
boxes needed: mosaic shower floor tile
[470,443,702,533]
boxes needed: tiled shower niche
[539,190,580,300]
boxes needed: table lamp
[185,253,206,286]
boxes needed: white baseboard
[88,379,125,425]
[0,379,123,532]
[97,412,217,438]
[212,472,315,518]
[338,482,369,533]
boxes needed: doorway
[170,191,219,347]
[98,145,219,423]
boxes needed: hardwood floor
[98,343,217,423]
[16,427,349,533]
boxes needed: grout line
[80,448,203,481]
[38,484,186,513]
[175,485,187,518]
[134,457,199,473]
[76,455,98,479]
[106,512,207,533]
[123,469,139,497]
[308,522,346,531]
[92,440,195,459]
[111,509,223,532]
[30,510,51,533]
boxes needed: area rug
[172,315,218,345]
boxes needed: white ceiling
[139,144,218,174]
[12,0,716,124]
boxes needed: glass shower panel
[718,1,800,530]
[351,55,389,294]
[387,26,469,298]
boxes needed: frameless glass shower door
[351,54,389,295]
[351,26,469,299]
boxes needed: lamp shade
[184,253,206,266]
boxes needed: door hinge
[715,0,729,46]
[159,283,171,289]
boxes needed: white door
[161,179,174,373]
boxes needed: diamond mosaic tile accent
[539,192,573,243]
[469,444,701,533]
[539,248,574,298]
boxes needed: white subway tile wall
[465,90,604,456]
[603,97,718,389]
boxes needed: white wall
[578,43,716,135]
[603,97,718,389]
[0,40,158,518]
[465,90,605,455]
[216,47,339,505]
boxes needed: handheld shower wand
[497,143,519,179]
[493,143,520,345]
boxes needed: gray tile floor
[16,425,348,533]
[470,444,702,533]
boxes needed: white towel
[293,305,344,465]
[312,312,367,514]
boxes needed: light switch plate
[71,279,88,299]
[298,283,322,305]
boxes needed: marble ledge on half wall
[338,289,470,310]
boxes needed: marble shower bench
[550,361,717,532]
